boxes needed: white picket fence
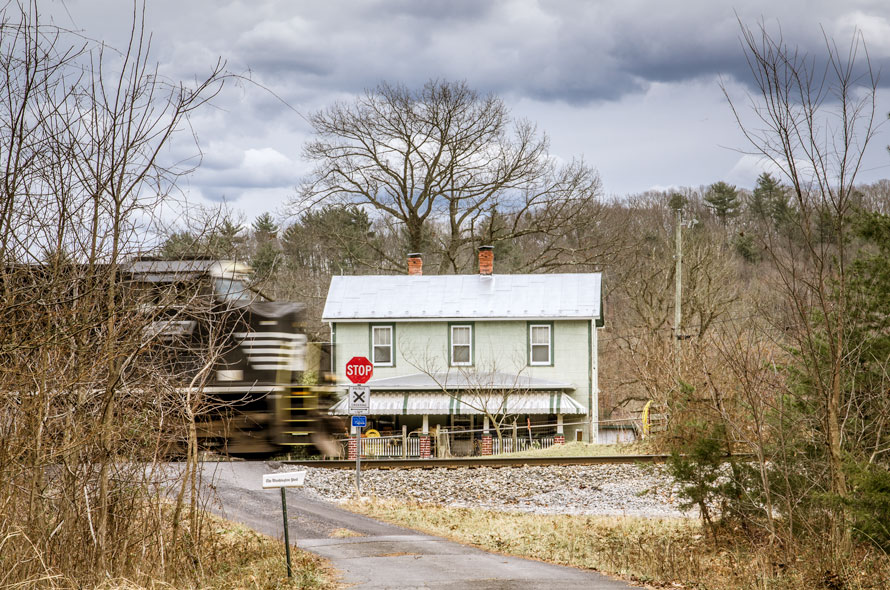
[491,436,556,454]
[341,433,559,458]
[357,435,419,458]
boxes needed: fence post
[512,420,518,452]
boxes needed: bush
[666,418,727,538]
[845,462,890,551]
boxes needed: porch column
[481,415,492,456]
[420,414,431,459]
[555,414,565,445]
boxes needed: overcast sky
[46,0,890,224]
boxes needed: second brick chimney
[478,245,493,275]
[407,253,423,276]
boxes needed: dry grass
[497,440,657,458]
[196,516,337,590]
[329,528,364,538]
[1,510,337,590]
[348,499,890,590]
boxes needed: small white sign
[348,385,371,415]
[262,471,307,489]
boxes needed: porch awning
[363,372,574,391]
[329,391,586,416]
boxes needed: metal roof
[322,273,602,321]
[330,392,586,415]
[361,371,574,391]
[122,259,252,282]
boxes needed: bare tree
[603,190,738,426]
[403,342,540,450]
[724,21,878,507]
[0,1,228,584]
[298,79,608,273]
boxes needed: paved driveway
[200,461,643,590]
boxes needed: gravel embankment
[284,464,691,518]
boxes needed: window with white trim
[450,324,472,366]
[372,325,393,366]
[529,324,552,365]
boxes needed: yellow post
[642,400,652,438]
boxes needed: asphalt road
[199,460,643,590]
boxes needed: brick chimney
[478,245,493,275]
[407,253,423,276]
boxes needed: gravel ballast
[283,464,691,518]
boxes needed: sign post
[351,414,367,492]
[262,471,306,579]
[346,357,372,495]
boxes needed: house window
[529,323,552,365]
[450,324,472,366]
[371,324,394,366]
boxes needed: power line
[597,312,768,344]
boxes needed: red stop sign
[345,356,374,384]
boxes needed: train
[122,258,341,455]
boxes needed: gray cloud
[52,1,890,105]
[37,0,890,212]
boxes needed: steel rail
[282,454,672,469]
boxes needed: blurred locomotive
[122,258,341,455]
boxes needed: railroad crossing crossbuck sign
[348,385,370,415]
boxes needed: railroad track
[282,454,671,469]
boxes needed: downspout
[329,322,336,378]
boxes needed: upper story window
[371,324,394,366]
[450,324,472,366]
[529,323,552,365]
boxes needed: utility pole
[674,206,683,362]
[670,194,695,373]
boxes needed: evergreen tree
[704,181,740,227]
[250,213,281,279]
[282,204,377,275]
[668,192,686,212]
[748,173,791,227]
[206,217,247,259]
[159,231,202,259]
[252,212,279,241]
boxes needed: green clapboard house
[321,247,604,451]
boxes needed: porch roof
[362,371,574,391]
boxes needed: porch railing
[337,429,562,458]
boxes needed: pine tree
[206,217,246,259]
[748,173,790,226]
[250,212,281,278]
[705,181,740,227]
[252,212,278,241]
[160,231,201,259]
